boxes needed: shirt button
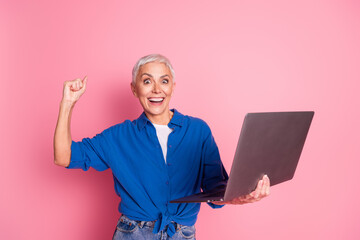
[167,163,172,166]
[169,145,172,148]
[166,181,169,185]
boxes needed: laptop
[170,111,314,203]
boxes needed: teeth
[149,98,164,102]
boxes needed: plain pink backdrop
[1,0,359,239]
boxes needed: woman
[54,54,270,240]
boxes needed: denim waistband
[119,214,181,231]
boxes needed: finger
[82,75,87,89]
[231,199,243,205]
[233,196,247,204]
[266,182,270,196]
[229,198,243,205]
[254,180,263,198]
[75,81,80,91]
[245,193,254,201]
[69,81,76,91]
[264,175,270,185]
[249,190,256,198]
[250,180,262,198]
[259,175,268,196]
[260,181,267,196]
[261,175,268,184]
[244,198,257,203]
[80,75,86,88]
[222,195,247,205]
[264,175,270,196]
[78,76,87,93]
[70,79,78,91]
[266,185,270,196]
[240,197,259,204]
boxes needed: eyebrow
[141,73,170,78]
[141,73,153,78]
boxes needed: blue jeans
[112,215,196,240]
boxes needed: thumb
[82,75,87,89]
[79,75,87,93]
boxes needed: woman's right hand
[62,76,87,105]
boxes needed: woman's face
[131,61,175,121]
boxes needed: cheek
[136,86,151,97]
[164,86,174,95]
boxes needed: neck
[146,109,174,125]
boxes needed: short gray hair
[131,54,175,85]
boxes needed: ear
[130,82,138,98]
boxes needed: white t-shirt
[152,123,173,163]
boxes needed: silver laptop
[170,111,314,203]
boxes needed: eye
[162,79,169,84]
[143,79,151,84]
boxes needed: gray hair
[131,54,175,85]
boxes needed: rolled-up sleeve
[66,129,111,171]
[201,124,229,208]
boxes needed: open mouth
[148,97,165,103]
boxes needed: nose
[152,82,161,93]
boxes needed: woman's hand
[213,175,270,205]
[62,76,87,105]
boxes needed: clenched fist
[62,76,87,104]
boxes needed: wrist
[60,99,76,110]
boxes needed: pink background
[1,0,359,239]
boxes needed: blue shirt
[67,109,228,236]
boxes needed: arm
[53,76,87,167]
[200,122,270,206]
[201,131,228,191]
[200,123,229,208]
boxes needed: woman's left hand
[212,175,271,205]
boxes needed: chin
[146,109,166,116]
[145,105,169,116]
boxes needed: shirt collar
[137,108,184,130]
